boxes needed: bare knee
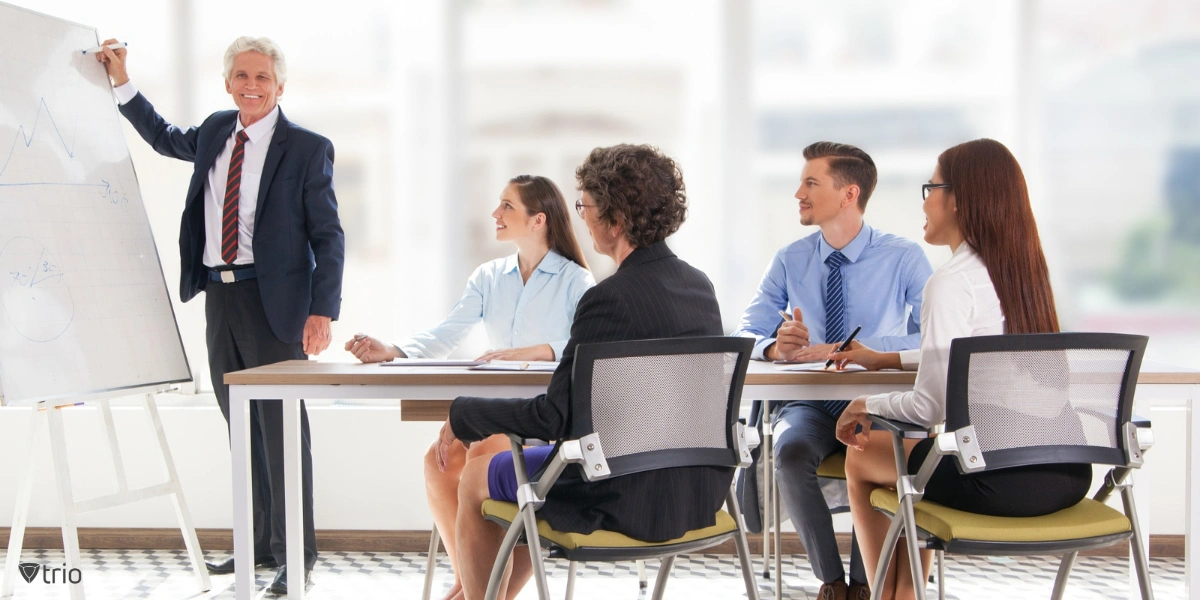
[845,438,901,489]
[458,455,493,508]
[844,447,869,483]
[426,440,465,497]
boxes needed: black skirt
[908,438,1092,518]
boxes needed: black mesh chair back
[481,335,762,600]
[568,336,754,478]
[944,332,1148,472]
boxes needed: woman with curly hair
[435,144,726,600]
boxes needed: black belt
[209,265,257,283]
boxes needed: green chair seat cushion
[481,499,736,550]
[817,451,846,480]
[870,489,1131,543]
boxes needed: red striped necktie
[221,130,250,265]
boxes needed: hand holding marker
[82,42,127,54]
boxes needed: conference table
[224,359,1200,600]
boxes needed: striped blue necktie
[822,251,850,415]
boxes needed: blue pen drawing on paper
[0,236,74,343]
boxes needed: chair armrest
[735,420,756,467]
[867,415,929,439]
[505,433,550,446]
[1132,414,1151,429]
[738,418,761,451]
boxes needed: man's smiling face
[224,51,283,127]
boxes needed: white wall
[0,398,440,531]
[0,392,1187,537]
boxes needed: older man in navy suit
[97,36,343,595]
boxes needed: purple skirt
[487,445,555,501]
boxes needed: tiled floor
[0,548,1182,599]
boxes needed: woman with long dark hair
[830,139,1088,600]
[345,174,593,600]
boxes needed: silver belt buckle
[220,270,235,283]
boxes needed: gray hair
[222,36,287,85]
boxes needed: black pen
[825,325,862,370]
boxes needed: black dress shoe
[268,565,312,596]
[205,556,279,574]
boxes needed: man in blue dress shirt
[734,142,932,600]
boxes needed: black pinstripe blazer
[449,241,730,542]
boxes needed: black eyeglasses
[922,183,951,201]
[574,199,596,218]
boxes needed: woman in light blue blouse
[344,174,593,600]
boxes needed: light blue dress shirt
[397,250,595,360]
[734,223,933,360]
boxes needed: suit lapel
[190,115,237,207]
[255,109,291,222]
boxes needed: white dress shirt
[865,243,1005,427]
[114,81,277,267]
[396,251,595,360]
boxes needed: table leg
[1187,384,1200,599]
[284,396,304,599]
[230,386,254,600]
[763,413,772,582]
[773,459,782,600]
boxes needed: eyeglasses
[922,183,951,201]
[574,199,596,218]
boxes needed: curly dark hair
[575,144,688,247]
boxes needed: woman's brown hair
[938,139,1059,334]
[509,175,589,270]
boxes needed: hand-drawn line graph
[0,236,75,342]
[0,97,133,209]
[1,95,137,210]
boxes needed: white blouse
[865,244,1005,427]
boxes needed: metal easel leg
[143,395,211,591]
[2,406,46,599]
[46,405,85,600]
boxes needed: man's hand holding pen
[767,307,812,362]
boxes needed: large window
[18,0,1200,395]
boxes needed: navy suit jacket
[119,93,344,343]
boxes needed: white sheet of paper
[380,359,487,367]
[470,361,560,372]
[776,362,867,372]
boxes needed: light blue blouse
[396,250,595,360]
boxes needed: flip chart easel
[2,389,211,600]
[0,3,205,597]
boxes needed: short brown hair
[575,144,687,247]
[802,141,878,211]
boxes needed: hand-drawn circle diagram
[0,236,75,342]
